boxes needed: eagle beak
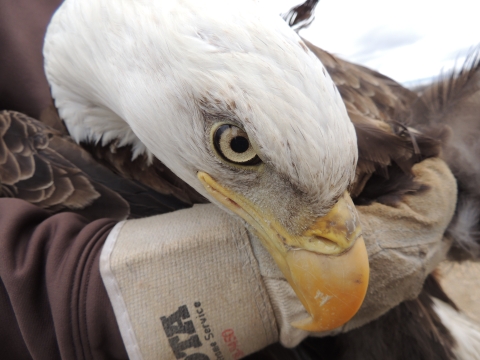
[198,172,369,332]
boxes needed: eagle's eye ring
[212,124,261,166]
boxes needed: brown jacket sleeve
[0,198,128,360]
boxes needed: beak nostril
[310,236,336,245]
[308,235,341,252]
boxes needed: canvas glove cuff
[100,203,279,360]
[100,158,457,359]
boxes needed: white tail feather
[432,297,480,360]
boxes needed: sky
[261,0,480,85]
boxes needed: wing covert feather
[304,40,442,204]
[0,110,130,220]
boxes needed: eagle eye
[213,124,261,166]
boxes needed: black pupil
[230,136,249,153]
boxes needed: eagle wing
[0,110,194,220]
[0,110,114,217]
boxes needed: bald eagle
[0,0,479,358]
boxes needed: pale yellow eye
[213,124,261,165]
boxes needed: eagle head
[44,0,369,331]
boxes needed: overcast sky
[262,0,480,85]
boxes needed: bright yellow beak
[198,172,369,332]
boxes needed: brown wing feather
[12,107,195,218]
[50,141,193,217]
[38,107,206,207]
[81,141,207,205]
[304,40,443,205]
[0,110,130,220]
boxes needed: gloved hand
[100,158,457,359]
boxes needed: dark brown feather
[304,41,443,205]
[282,0,319,31]
[54,137,195,217]
[0,110,130,221]
[81,141,207,206]
[0,108,194,219]
[40,111,196,217]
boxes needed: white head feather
[44,0,357,222]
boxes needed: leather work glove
[100,158,457,359]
